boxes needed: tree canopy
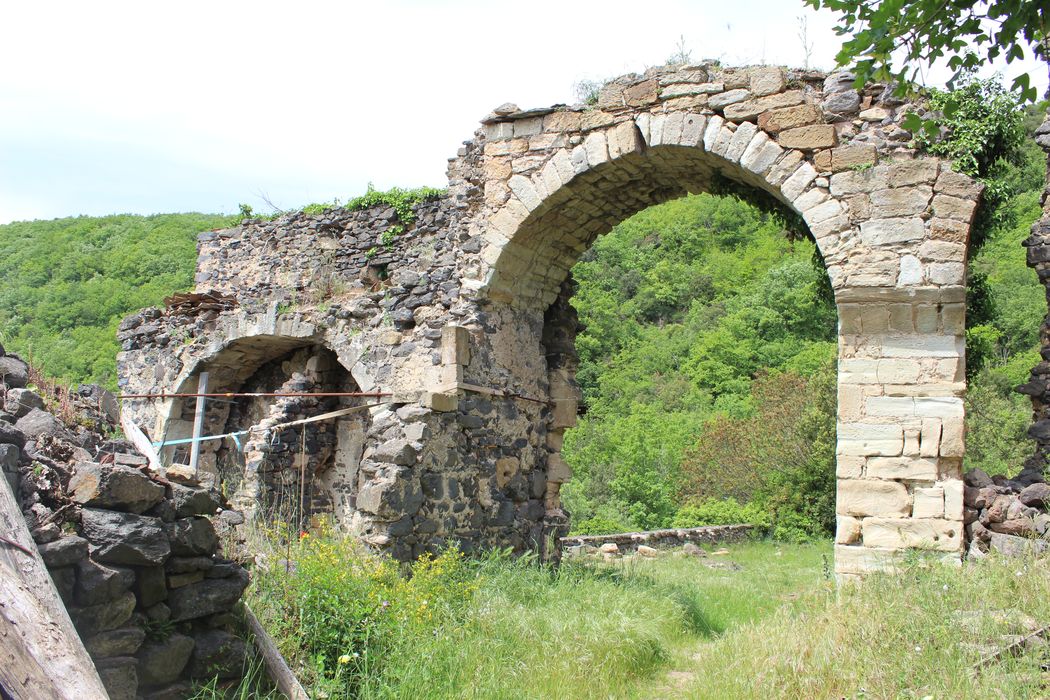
[805,0,1049,102]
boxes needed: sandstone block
[813,144,878,172]
[834,544,901,575]
[929,262,965,285]
[929,217,969,243]
[888,159,939,186]
[623,79,658,107]
[723,90,805,121]
[859,107,891,121]
[777,124,837,150]
[838,423,904,456]
[870,185,932,217]
[709,88,751,110]
[660,82,724,99]
[913,487,944,519]
[749,66,785,96]
[836,515,863,544]
[836,455,864,478]
[943,479,964,519]
[898,255,923,285]
[932,194,977,222]
[781,162,818,201]
[837,479,911,517]
[920,419,941,458]
[758,103,822,133]
[830,168,886,195]
[859,217,924,245]
[862,517,961,551]
[866,457,938,480]
[918,240,965,262]
[934,169,981,198]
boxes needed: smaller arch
[160,332,371,531]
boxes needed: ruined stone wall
[119,62,983,577]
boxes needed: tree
[805,0,1049,102]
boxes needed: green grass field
[233,536,1050,698]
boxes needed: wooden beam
[0,474,110,699]
[242,604,309,700]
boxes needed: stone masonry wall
[118,62,983,577]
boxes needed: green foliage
[671,498,772,530]
[806,0,1049,102]
[251,533,830,698]
[0,213,237,388]
[250,532,476,697]
[563,192,838,537]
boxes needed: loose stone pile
[964,468,1050,558]
[0,345,250,700]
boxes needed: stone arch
[158,330,371,530]
[454,64,983,578]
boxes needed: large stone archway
[119,63,982,576]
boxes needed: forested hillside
[0,78,1044,543]
[0,213,236,387]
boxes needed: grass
[246,533,1050,699]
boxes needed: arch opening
[163,338,369,531]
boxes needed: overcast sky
[2,1,1045,225]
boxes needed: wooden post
[242,604,309,700]
[188,371,209,474]
[0,473,110,699]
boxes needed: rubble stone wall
[118,63,983,577]
[0,349,251,700]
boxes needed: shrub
[671,497,771,531]
[251,533,476,697]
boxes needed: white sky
[1,0,1046,224]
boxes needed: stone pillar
[1020,110,1050,472]
[834,290,967,579]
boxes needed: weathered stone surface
[167,569,249,622]
[37,535,89,568]
[136,633,195,686]
[81,508,171,566]
[813,144,877,172]
[0,421,25,448]
[170,483,221,518]
[4,388,44,417]
[0,356,29,388]
[69,462,166,514]
[75,558,136,606]
[15,408,67,439]
[777,124,837,150]
[166,517,218,556]
[1019,483,1050,508]
[187,629,247,680]
[862,517,961,551]
[757,104,822,133]
[723,90,804,121]
[96,656,138,700]
[85,627,147,658]
[837,479,911,517]
[71,590,136,633]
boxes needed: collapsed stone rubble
[0,346,250,700]
[964,467,1050,558]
